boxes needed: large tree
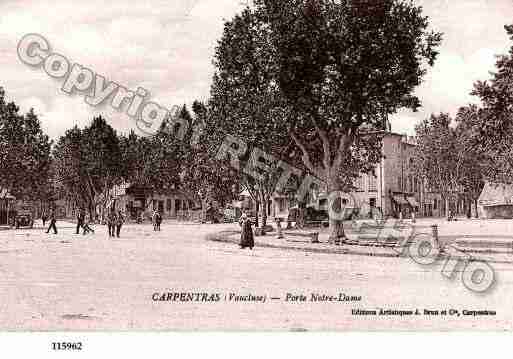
[210,8,296,227]
[413,113,467,218]
[179,101,238,219]
[0,88,52,201]
[454,105,487,217]
[468,24,513,183]
[53,116,123,218]
[213,0,441,240]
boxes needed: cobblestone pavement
[0,219,512,331]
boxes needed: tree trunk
[473,199,479,219]
[327,175,346,245]
[255,200,260,228]
[201,197,208,223]
[259,191,267,228]
[296,201,306,229]
[445,197,450,220]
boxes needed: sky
[0,0,512,139]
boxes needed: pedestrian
[76,208,85,234]
[116,210,124,238]
[107,210,117,238]
[41,211,48,227]
[155,211,162,231]
[82,214,95,235]
[45,209,57,234]
[238,212,254,250]
[152,210,158,231]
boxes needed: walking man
[115,210,124,238]
[45,209,57,234]
[107,210,117,238]
[155,211,162,231]
[76,208,85,234]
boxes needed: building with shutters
[272,131,455,220]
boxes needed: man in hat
[45,208,58,235]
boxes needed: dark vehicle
[204,206,222,223]
[13,206,34,229]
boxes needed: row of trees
[413,25,513,217]
[52,104,238,219]
[0,87,237,220]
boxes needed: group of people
[151,210,162,231]
[106,210,125,238]
[75,208,95,235]
[41,208,124,238]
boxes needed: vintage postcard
[1,0,513,345]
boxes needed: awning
[392,195,408,205]
[407,197,419,207]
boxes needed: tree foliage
[212,0,441,236]
[0,87,52,201]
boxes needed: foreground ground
[0,218,512,330]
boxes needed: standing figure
[238,213,254,250]
[76,208,85,234]
[155,211,162,231]
[82,214,95,235]
[45,209,57,234]
[116,210,124,238]
[151,210,158,231]
[107,210,117,238]
[41,211,48,227]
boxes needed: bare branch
[290,130,317,176]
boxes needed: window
[166,199,172,212]
[370,198,376,208]
[175,199,181,211]
[355,175,365,192]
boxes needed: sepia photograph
[1,1,513,350]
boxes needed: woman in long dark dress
[239,213,254,250]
